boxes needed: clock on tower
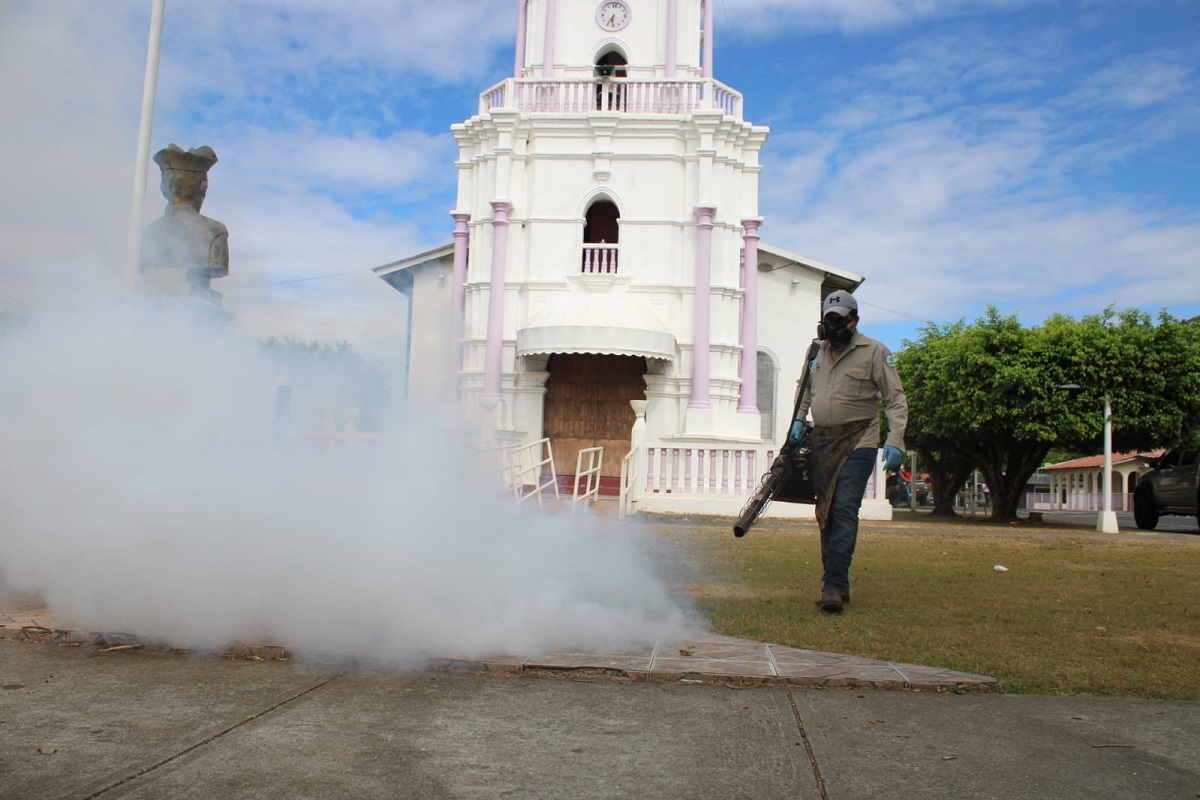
[596,1,631,31]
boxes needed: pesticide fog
[0,289,700,661]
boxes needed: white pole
[1098,393,1119,532]
[123,0,167,296]
[908,451,917,510]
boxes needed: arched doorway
[542,353,646,486]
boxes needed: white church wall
[758,267,824,442]
[406,261,454,408]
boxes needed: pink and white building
[1034,451,1164,513]
[376,0,893,518]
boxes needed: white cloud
[157,0,514,96]
[221,128,456,196]
[717,0,1032,33]
[1070,53,1194,110]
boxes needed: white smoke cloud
[0,277,700,661]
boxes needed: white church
[375,0,893,519]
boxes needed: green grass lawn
[648,515,1200,700]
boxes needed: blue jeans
[821,448,877,594]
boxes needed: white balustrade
[642,446,777,498]
[480,78,742,118]
[581,244,619,274]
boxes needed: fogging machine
[732,339,821,538]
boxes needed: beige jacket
[795,331,908,452]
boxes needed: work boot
[816,587,844,614]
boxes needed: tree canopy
[896,307,1200,520]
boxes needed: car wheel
[1133,486,1159,531]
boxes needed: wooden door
[542,354,645,478]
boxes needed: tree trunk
[918,448,975,518]
[976,445,1051,522]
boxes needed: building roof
[757,243,864,290]
[371,244,455,278]
[1040,450,1165,471]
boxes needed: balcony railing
[481,78,742,118]
[581,243,619,274]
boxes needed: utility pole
[123,0,167,297]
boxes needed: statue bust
[140,144,229,304]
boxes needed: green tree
[892,320,977,516]
[897,307,1200,521]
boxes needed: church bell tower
[447,0,771,477]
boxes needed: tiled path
[0,605,996,692]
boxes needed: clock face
[596,1,630,31]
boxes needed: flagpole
[124,0,167,297]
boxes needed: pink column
[484,202,512,399]
[665,0,678,78]
[702,0,714,79]
[690,207,714,409]
[448,213,470,401]
[514,0,528,77]
[543,0,557,78]
[738,220,760,413]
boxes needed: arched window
[582,199,620,273]
[756,350,776,440]
[595,50,628,111]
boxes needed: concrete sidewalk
[2,643,1197,799]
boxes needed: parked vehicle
[1133,447,1200,531]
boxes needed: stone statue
[140,144,229,304]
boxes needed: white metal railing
[642,446,777,498]
[581,244,618,274]
[1023,492,1132,513]
[478,441,520,491]
[505,438,560,510]
[619,446,640,519]
[480,78,742,118]
[571,446,604,513]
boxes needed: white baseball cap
[822,290,858,317]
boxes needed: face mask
[818,316,854,344]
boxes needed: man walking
[793,290,908,613]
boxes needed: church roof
[758,243,864,290]
[372,244,455,278]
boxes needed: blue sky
[2,0,1197,358]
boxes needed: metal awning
[516,293,675,361]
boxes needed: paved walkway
[3,637,1197,799]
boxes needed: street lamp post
[1098,393,1119,533]
[1062,384,1119,533]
